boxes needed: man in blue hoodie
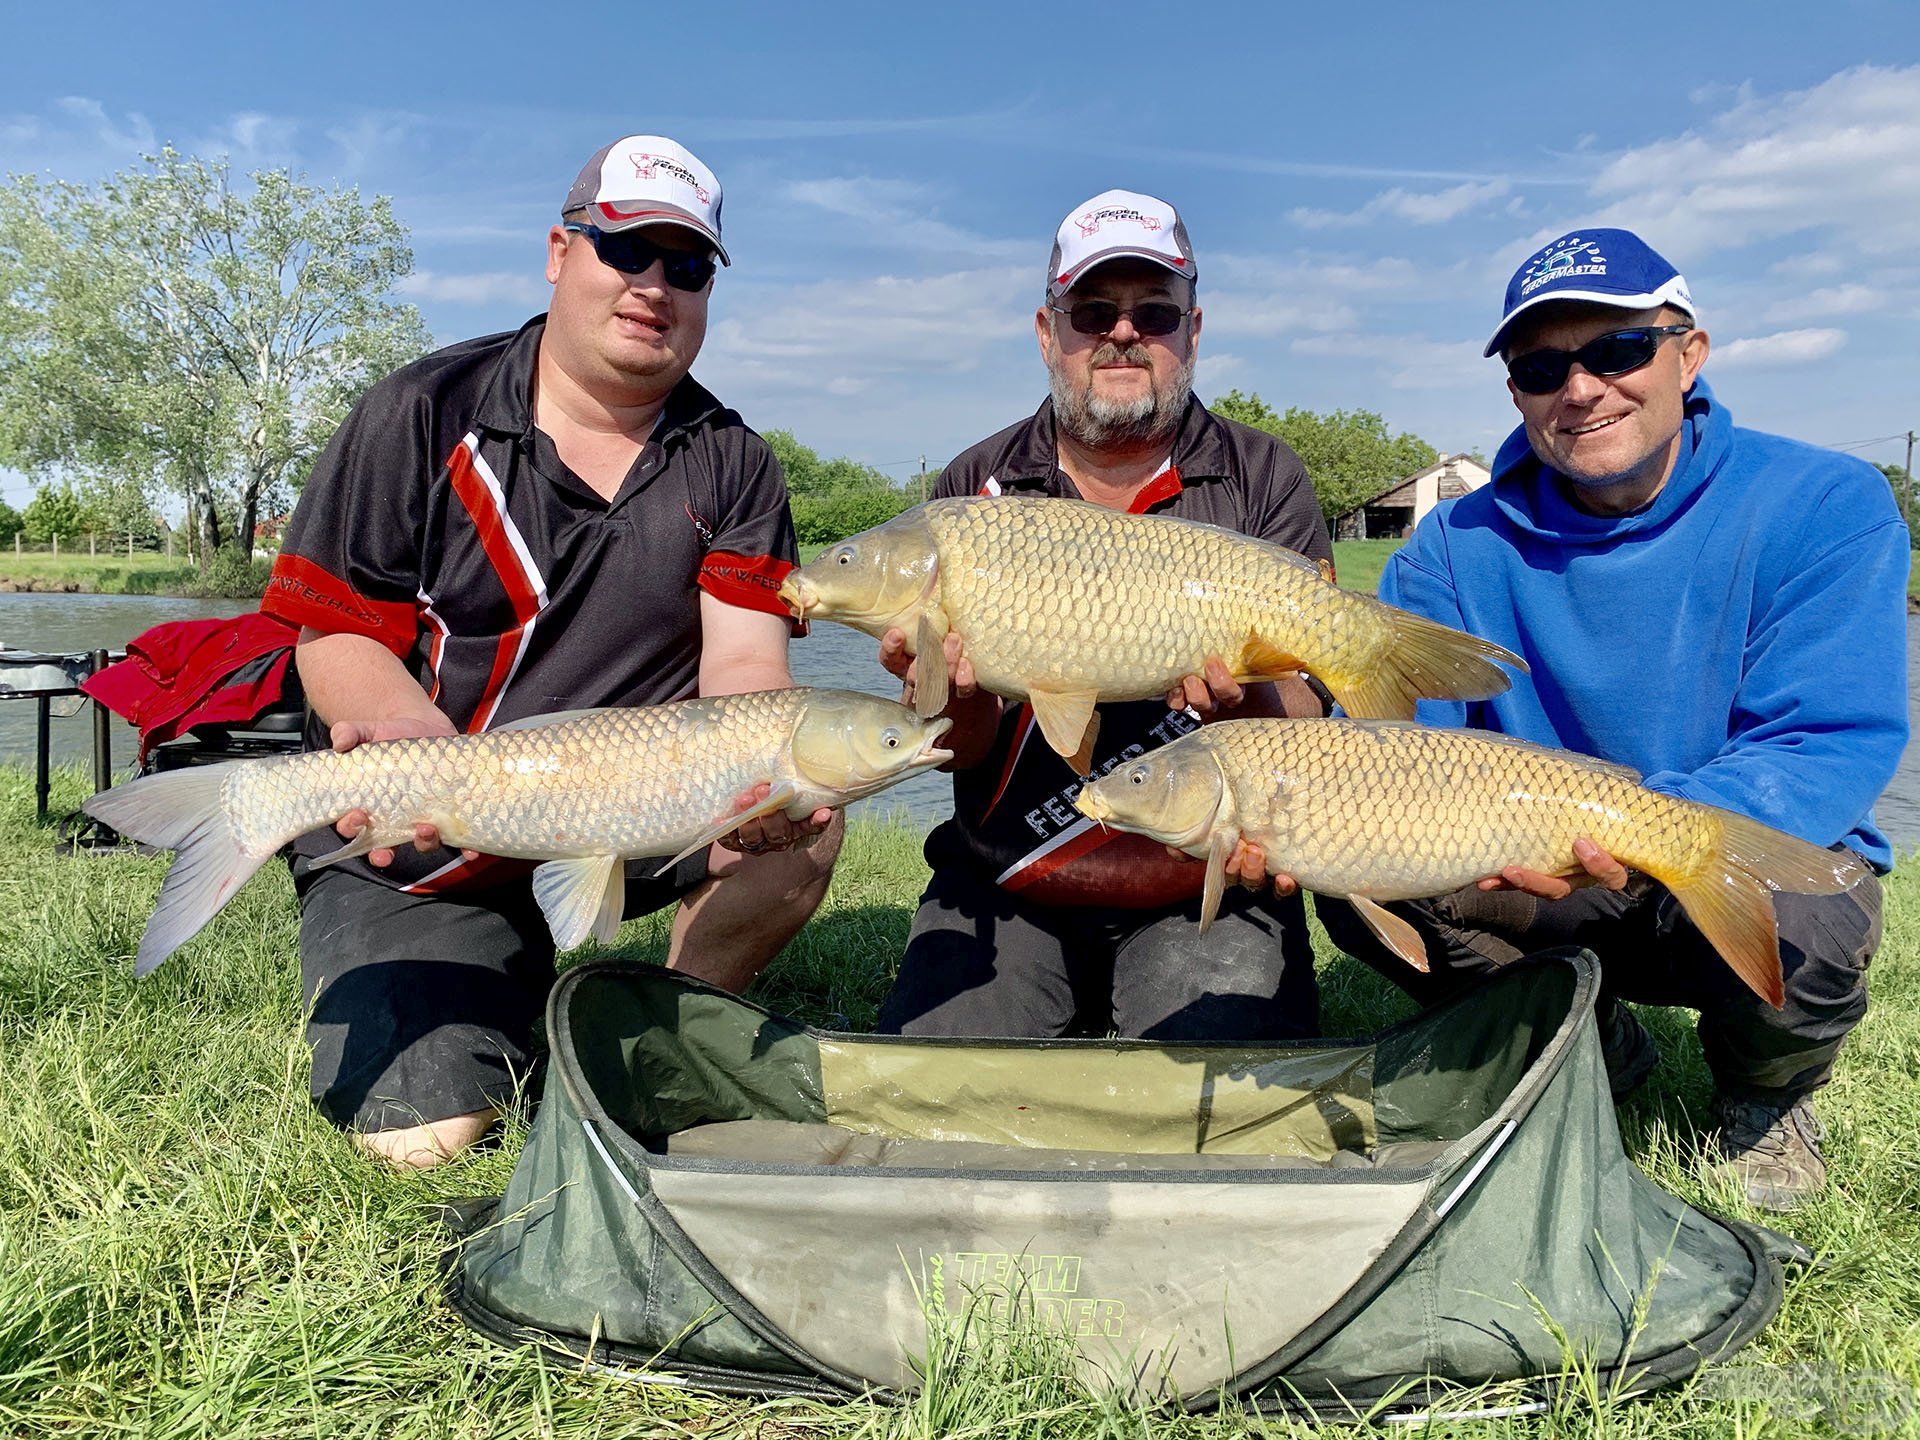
[1308,229,1909,1211]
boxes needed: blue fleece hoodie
[1381,379,1909,871]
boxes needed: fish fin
[1027,687,1101,774]
[1324,603,1529,720]
[305,827,412,871]
[531,854,625,951]
[492,708,614,733]
[1200,831,1236,934]
[1238,631,1306,682]
[1315,557,1336,585]
[1655,812,1864,1010]
[914,613,949,718]
[651,782,800,875]
[1348,895,1431,975]
[82,764,272,977]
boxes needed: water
[0,592,954,831]
[7,592,1920,849]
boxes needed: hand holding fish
[719,782,834,855]
[327,714,479,868]
[1167,837,1302,897]
[1476,837,1631,899]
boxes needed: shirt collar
[996,394,1232,491]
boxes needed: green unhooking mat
[441,951,1791,1418]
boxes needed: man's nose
[625,259,669,294]
[1559,364,1606,404]
[1108,311,1141,345]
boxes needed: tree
[21,482,90,543]
[1876,463,1914,524]
[763,428,893,495]
[0,497,21,545]
[1213,391,1440,521]
[0,148,433,563]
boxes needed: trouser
[294,853,707,1132]
[877,863,1321,1042]
[1313,860,1881,1102]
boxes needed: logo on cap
[628,151,710,205]
[1521,236,1608,297]
[1074,205,1165,240]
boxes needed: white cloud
[1201,292,1358,339]
[1290,332,1491,391]
[783,176,1026,261]
[397,270,548,307]
[1290,180,1512,230]
[1710,328,1847,369]
[1763,284,1885,324]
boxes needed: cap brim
[1484,285,1692,356]
[1051,246,1193,297]
[573,201,731,265]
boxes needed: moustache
[1090,341,1155,369]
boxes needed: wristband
[1302,674,1337,716]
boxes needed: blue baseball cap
[1484,228,1695,357]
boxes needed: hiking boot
[1709,1095,1827,1212]
[1597,1000,1658,1101]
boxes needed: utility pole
[1906,430,1916,529]
[918,454,928,504]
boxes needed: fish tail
[83,763,276,977]
[1654,812,1866,1011]
[1324,606,1528,720]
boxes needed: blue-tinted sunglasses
[563,223,717,292]
[1506,325,1694,395]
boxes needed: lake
[5,592,1919,850]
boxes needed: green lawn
[3,764,1915,1437]
[0,549,197,595]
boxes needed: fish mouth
[777,575,813,620]
[1072,784,1110,822]
[913,715,954,770]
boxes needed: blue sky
[2,1,1917,508]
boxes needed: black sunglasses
[563,223,717,293]
[1506,325,1694,395]
[1048,298,1191,338]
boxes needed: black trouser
[1313,863,1881,1103]
[877,863,1321,1042]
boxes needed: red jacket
[82,613,301,760]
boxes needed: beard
[1048,339,1195,451]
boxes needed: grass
[3,762,1917,1437]
[0,550,198,595]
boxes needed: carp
[84,689,952,975]
[1072,718,1869,1007]
[778,496,1524,770]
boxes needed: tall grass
[2,763,1915,1437]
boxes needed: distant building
[1332,454,1492,540]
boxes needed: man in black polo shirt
[262,136,839,1166]
[874,189,1332,1042]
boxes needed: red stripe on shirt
[448,441,542,620]
[400,852,531,894]
[1128,464,1183,514]
[698,550,798,620]
[1000,822,1121,894]
[978,705,1035,824]
[261,554,417,656]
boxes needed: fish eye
[1127,765,1150,786]
[833,545,856,566]
[881,728,902,749]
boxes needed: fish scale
[224,692,807,861]
[1073,717,1868,1008]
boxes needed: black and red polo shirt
[926,395,1333,908]
[262,315,799,891]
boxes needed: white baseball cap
[562,135,730,265]
[1047,188,1195,301]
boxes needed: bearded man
[872,189,1334,1042]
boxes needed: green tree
[1876,462,1914,524]
[20,482,91,543]
[1213,390,1440,521]
[0,497,20,544]
[0,148,432,565]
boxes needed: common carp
[1072,718,1869,1007]
[778,496,1525,769]
[84,689,952,976]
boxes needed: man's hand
[329,714,477,868]
[880,627,978,706]
[1166,656,1305,719]
[717,781,834,856]
[1475,837,1630,899]
[1166,836,1302,896]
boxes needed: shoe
[1598,1000,1658,1101]
[1709,1094,1827,1212]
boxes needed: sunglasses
[562,223,717,293]
[1048,298,1191,338]
[1506,325,1694,395]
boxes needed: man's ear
[1507,376,1524,411]
[546,226,571,285]
[1679,326,1711,386]
[1034,306,1055,365]
[1188,305,1202,350]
